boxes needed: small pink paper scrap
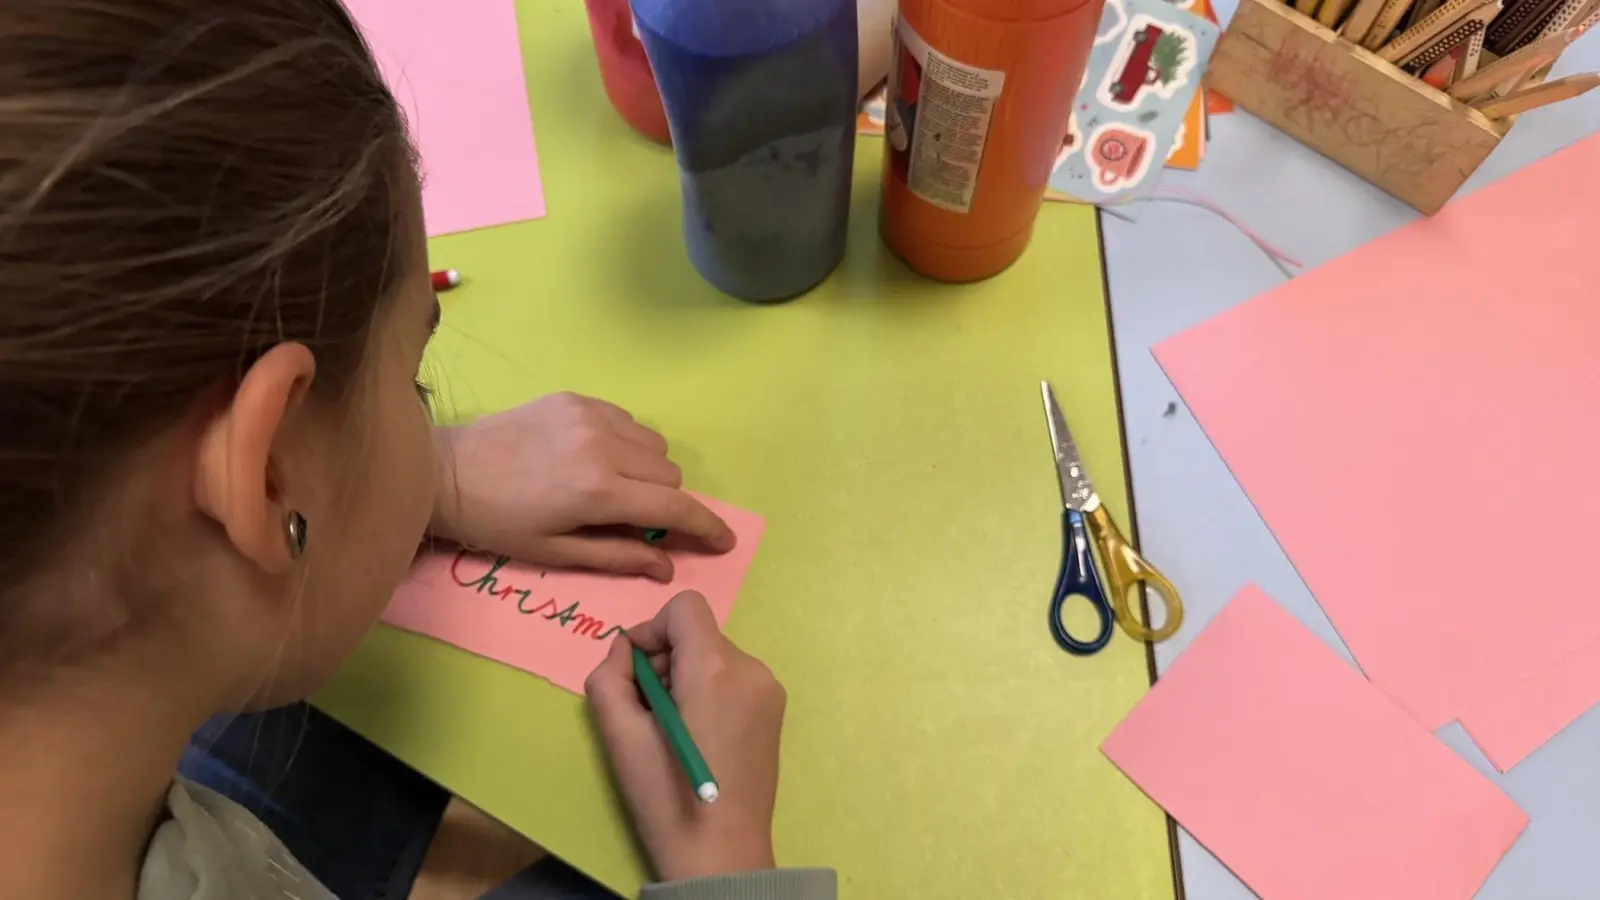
[1459,635,1600,772]
[382,496,764,694]
[346,0,546,236]
[1103,586,1527,900]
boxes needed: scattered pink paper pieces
[346,0,546,236]
[1459,635,1600,772]
[1103,586,1527,900]
[1156,133,1600,731]
[382,496,764,694]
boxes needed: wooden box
[1206,0,1509,213]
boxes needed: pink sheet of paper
[1458,635,1600,772]
[1155,133,1600,730]
[382,497,764,694]
[346,0,546,236]
[1102,586,1528,900]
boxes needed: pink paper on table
[382,497,764,694]
[345,0,545,236]
[1458,635,1600,772]
[1156,133,1600,730]
[1103,586,1527,900]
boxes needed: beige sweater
[138,778,834,900]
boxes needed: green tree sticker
[1151,31,1188,86]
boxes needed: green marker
[632,646,719,803]
[643,528,668,544]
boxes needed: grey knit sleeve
[638,869,837,900]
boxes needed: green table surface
[316,2,1175,897]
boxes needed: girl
[0,2,834,899]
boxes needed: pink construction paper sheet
[382,497,764,694]
[346,0,546,236]
[1458,636,1600,772]
[1155,133,1600,731]
[1103,586,1528,900]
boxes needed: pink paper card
[382,497,764,694]
[1155,133,1600,730]
[1103,586,1528,900]
[1459,635,1600,772]
[346,0,546,236]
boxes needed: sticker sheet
[1165,0,1214,168]
[1046,0,1217,205]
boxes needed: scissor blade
[1041,380,1097,510]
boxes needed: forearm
[429,425,462,539]
[641,869,836,900]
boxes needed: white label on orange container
[884,17,1006,214]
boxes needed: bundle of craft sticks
[1289,0,1600,117]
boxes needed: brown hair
[0,1,414,658]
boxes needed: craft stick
[1405,0,1449,27]
[1504,0,1600,84]
[1404,18,1487,69]
[1453,26,1488,79]
[1319,0,1360,26]
[1490,0,1539,36]
[1501,0,1570,50]
[1296,0,1323,16]
[1379,0,1497,61]
[1525,0,1589,42]
[1449,25,1581,97]
[1497,22,1576,91]
[1472,70,1600,116]
[1364,0,1422,47]
[1489,0,1562,49]
[1513,60,1557,86]
[1343,0,1395,41]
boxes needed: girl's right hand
[585,592,787,883]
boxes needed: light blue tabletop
[1101,10,1600,898]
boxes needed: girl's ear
[193,343,317,573]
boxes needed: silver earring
[285,511,308,559]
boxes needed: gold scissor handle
[1084,505,1183,643]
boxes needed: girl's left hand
[428,393,736,582]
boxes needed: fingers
[585,632,645,724]
[586,397,669,454]
[603,482,735,552]
[615,419,669,455]
[615,444,683,488]
[627,591,722,656]
[586,637,680,796]
[532,534,675,582]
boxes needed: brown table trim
[1095,209,1187,900]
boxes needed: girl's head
[1,1,441,707]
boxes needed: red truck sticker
[1098,13,1197,109]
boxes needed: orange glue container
[880,0,1104,281]
[583,0,671,145]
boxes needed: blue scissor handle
[1049,508,1116,656]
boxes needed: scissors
[1041,380,1184,655]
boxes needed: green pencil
[632,646,719,803]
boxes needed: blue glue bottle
[630,0,857,303]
